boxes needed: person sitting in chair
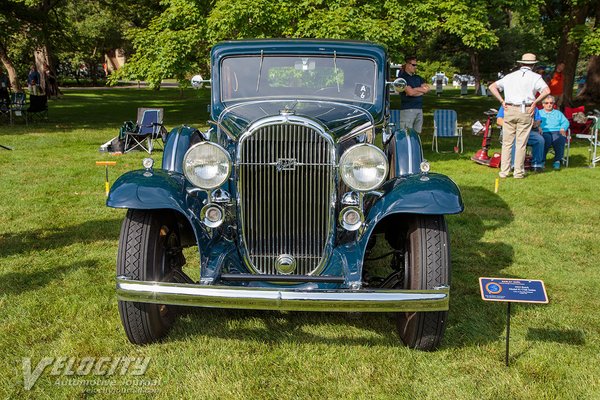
[0,69,10,107]
[497,106,545,172]
[539,95,570,170]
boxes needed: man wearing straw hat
[489,53,550,179]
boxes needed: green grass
[1,88,599,399]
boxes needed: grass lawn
[0,87,599,399]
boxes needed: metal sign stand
[505,302,511,366]
[479,278,548,367]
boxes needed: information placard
[479,277,548,304]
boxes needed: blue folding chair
[432,109,463,153]
[122,108,167,154]
[10,92,27,125]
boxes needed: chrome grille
[238,122,335,275]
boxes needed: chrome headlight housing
[339,144,388,191]
[183,142,231,189]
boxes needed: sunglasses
[410,63,418,67]
[543,102,554,104]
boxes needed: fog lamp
[340,207,363,231]
[201,204,224,228]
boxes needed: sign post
[479,278,548,366]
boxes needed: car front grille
[238,121,335,275]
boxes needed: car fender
[366,173,463,222]
[360,172,462,242]
[107,168,208,253]
[110,167,207,221]
[107,169,192,210]
[162,125,203,174]
[350,173,463,277]
[388,128,424,177]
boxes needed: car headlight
[183,142,231,189]
[339,144,388,191]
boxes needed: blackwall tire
[397,215,450,351]
[117,210,181,345]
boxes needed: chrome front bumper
[116,276,449,312]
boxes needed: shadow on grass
[0,259,100,295]
[0,218,122,258]
[505,327,586,363]
[563,154,590,168]
[526,327,586,345]
[171,309,402,347]
[444,185,519,348]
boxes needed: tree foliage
[109,0,209,89]
[1,0,598,103]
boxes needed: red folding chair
[565,106,593,136]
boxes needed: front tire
[397,215,450,351]
[117,210,183,345]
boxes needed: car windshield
[220,55,377,103]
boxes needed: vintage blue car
[109,39,463,350]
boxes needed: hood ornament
[279,107,296,116]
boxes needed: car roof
[211,39,387,62]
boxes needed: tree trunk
[34,48,50,92]
[33,0,59,94]
[576,55,600,106]
[575,3,600,106]
[470,50,481,94]
[556,2,589,106]
[0,41,22,92]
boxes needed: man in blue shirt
[27,65,40,93]
[497,106,545,172]
[539,95,570,170]
[398,56,430,134]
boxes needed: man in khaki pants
[489,54,550,178]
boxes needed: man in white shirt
[489,53,550,179]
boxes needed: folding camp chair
[27,95,48,122]
[121,108,167,154]
[565,106,593,136]
[432,109,463,153]
[576,115,600,168]
[10,92,27,125]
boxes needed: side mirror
[191,74,211,89]
[391,78,407,93]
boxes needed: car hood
[218,100,374,141]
